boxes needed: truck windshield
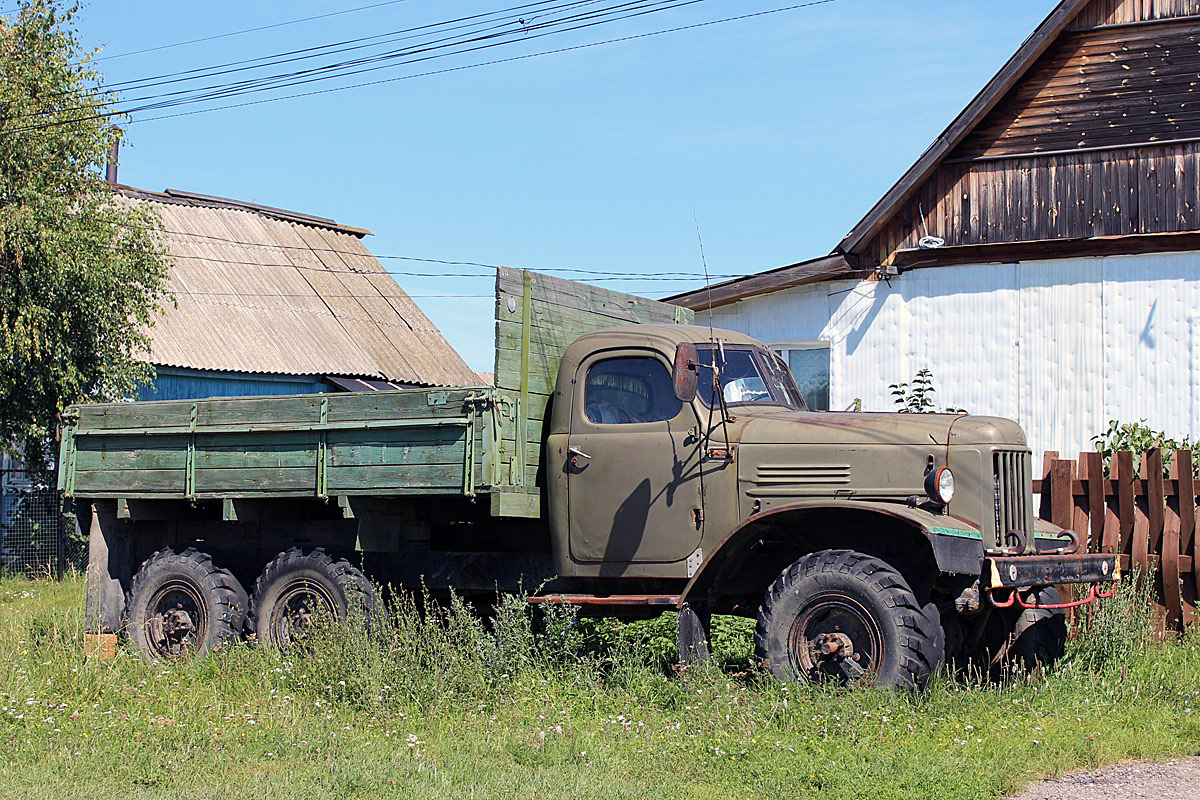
[696,345,807,411]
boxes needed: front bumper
[986,552,1119,588]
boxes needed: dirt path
[1007,759,1200,800]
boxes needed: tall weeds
[1068,572,1159,675]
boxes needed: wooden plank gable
[857,0,1200,266]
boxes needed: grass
[1,575,1198,800]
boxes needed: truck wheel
[1010,586,1067,670]
[755,549,944,690]
[249,548,376,649]
[125,548,249,661]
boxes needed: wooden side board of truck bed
[58,386,539,509]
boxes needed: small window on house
[584,357,680,424]
[772,343,830,411]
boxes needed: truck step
[526,594,680,607]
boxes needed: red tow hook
[988,581,1118,610]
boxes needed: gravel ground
[1007,759,1200,800]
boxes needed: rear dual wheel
[124,546,376,659]
[248,547,376,649]
[125,548,248,661]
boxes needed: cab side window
[584,357,681,425]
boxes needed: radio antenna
[693,206,717,343]
[692,208,731,449]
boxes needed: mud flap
[676,603,711,664]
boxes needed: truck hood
[947,415,1028,447]
[733,409,959,447]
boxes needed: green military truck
[60,267,1117,688]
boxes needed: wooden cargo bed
[59,386,531,506]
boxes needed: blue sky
[68,0,1058,371]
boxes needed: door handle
[568,446,592,467]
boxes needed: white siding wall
[700,251,1200,466]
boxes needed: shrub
[1068,572,1158,675]
[889,368,966,414]
[1092,419,1199,479]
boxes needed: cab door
[567,350,703,565]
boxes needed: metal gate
[0,469,83,576]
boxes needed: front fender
[678,500,985,610]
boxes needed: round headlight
[925,466,955,505]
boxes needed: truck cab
[542,323,1115,686]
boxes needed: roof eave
[891,230,1200,269]
[116,185,373,238]
[664,253,857,310]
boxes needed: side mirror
[673,342,698,402]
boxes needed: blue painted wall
[136,367,328,402]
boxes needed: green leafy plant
[889,368,966,414]
[1091,420,1198,479]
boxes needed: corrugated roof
[121,186,479,387]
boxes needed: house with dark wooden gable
[120,186,479,400]
[669,0,1200,464]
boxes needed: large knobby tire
[249,547,377,649]
[125,547,249,662]
[1010,586,1068,671]
[755,549,945,690]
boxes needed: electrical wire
[3,199,745,280]
[96,0,418,61]
[96,0,606,92]
[4,0,839,133]
[108,2,698,119]
[127,1,840,126]
[24,230,743,283]
[11,0,698,121]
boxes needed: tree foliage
[0,1,170,465]
[1092,419,1199,479]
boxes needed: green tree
[0,1,170,466]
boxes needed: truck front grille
[993,451,1031,548]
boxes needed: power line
[25,230,743,283]
[178,290,495,298]
[111,1,701,114]
[6,200,744,281]
[16,0,692,121]
[5,0,839,133]
[96,0,417,61]
[129,0,838,125]
[96,1,601,91]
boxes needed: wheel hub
[788,593,880,683]
[146,581,207,659]
[269,581,336,648]
[815,631,853,657]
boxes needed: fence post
[1039,451,1059,522]
[1164,451,1185,631]
[1082,451,1105,553]
[1049,457,1076,619]
[1050,458,1075,532]
[1116,451,1137,571]
[1177,449,1197,629]
[56,498,65,580]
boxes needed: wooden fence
[1035,448,1199,632]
